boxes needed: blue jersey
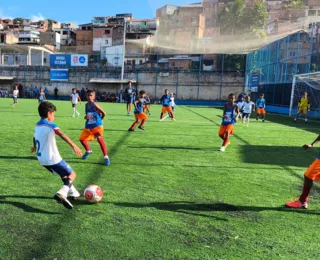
[39,93,45,102]
[160,94,170,107]
[222,104,236,126]
[134,99,145,114]
[256,98,266,108]
[125,87,134,98]
[144,96,150,103]
[85,102,103,129]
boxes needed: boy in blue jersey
[31,101,82,209]
[160,89,175,121]
[286,134,320,209]
[125,80,135,116]
[219,93,239,152]
[143,94,151,115]
[256,93,266,122]
[79,90,110,166]
[128,90,148,131]
[38,87,46,104]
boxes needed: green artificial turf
[1,98,320,259]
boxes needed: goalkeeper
[294,92,310,123]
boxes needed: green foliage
[224,54,245,70]
[13,17,24,24]
[220,0,268,38]
[284,0,305,8]
[1,99,320,259]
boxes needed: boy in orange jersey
[128,90,148,131]
[219,93,239,152]
[286,134,320,209]
[143,94,151,115]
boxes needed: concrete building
[48,20,61,31]
[93,26,113,51]
[101,45,123,67]
[40,32,61,49]
[18,26,40,44]
[53,28,76,46]
[0,31,19,44]
[203,0,219,37]
[156,3,205,50]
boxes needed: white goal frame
[289,71,320,117]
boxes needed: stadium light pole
[121,18,128,82]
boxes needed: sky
[0,0,195,26]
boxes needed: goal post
[289,71,320,118]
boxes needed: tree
[219,0,268,38]
[284,0,305,8]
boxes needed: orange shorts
[257,108,266,115]
[218,124,234,137]
[143,105,149,109]
[304,159,320,181]
[79,126,104,142]
[134,112,148,121]
[162,106,173,113]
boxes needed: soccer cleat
[138,126,145,130]
[72,114,75,118]
[262,119,265,122]
[256,118,258,121]
[54,193,73,209]
[127,112,131,116]
[128,128,134,132]
[82,151,93,160]
[76,112,80,117]
[220,146,226,152]
[285,200,308,209]
[69,189,81,200]
[149,112,151,115]
[104,157,111,166]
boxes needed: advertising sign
[71,54,88,66]
[250,74,260,92]
[50,69,69,81]
[50,54,88,67]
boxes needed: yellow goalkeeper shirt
[299,97,309,108]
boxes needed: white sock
[163,114,169,120]
[57,185,70,197]
[305,118,308,122]
[104,155,109,159]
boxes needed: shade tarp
[89,78,137,84]
[0,76,14,80]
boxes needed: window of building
[140,60,143,64]
[43,58,47,64]
[63,31,68,35]
[171,62,175,67]
[192,17,197,23]
[105,30,111,34]
[127,60,132,65]
[105,39,109,44]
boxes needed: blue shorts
[13,97,17,102]
[126,97,134,104]
[44,160,73,178]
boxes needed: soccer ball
[84,185,103,204]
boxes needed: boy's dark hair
[38,101,56,118]
[260,93,264,96]
[139,90,146,95]
[228,93,235,98]
[165,89,169,92]
[87,89,95,95]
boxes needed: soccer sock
[139,119,147,127]
[57,185,70,197]
[146,107,150,113]
[170,112,175,119]
[160,113,164,119]
[73,107,76,115]
[299,182,313,203]
[80,140,91,152]
[222,138,229,147]
[130,121,138,130]
[97,137,108,157]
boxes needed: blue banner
[50,69,69,81]
[250,74,259,92]
[50,54,71,66]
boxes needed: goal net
[289,72,320,118]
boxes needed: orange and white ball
[84,185,103,204]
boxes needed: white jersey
[243,101,255,114]
[237,101,245,111]
[169,97,175,107]
[13,90,19,97]
[34,119,62,166]
[71,93,79,104]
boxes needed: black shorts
[72,103,76,108]
[243,113,251,118]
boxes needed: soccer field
[1,98,320,259]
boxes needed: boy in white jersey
[11,85,19,107]
[31,101,83,209]
[236,96,245,121]
[70,88,82,117]
[242,96,255,126]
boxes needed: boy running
[38,88,46,104]
[31,101,82,209]
[79,90,110,166]
[128,90,148,131]
[236,96,245,121]
[294,92,310,123]
[12,85,19,107]
[286,134,320,209]
[160,89,175,121]
[242,96,255,126]
[219,93,239,152]
[256,93,266,122]
[70,88,82,118]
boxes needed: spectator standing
[24,86,29,98]
[34,86,39,99]
[44,87,49,98]
[29,85,34,99]
[54,87,58,100]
